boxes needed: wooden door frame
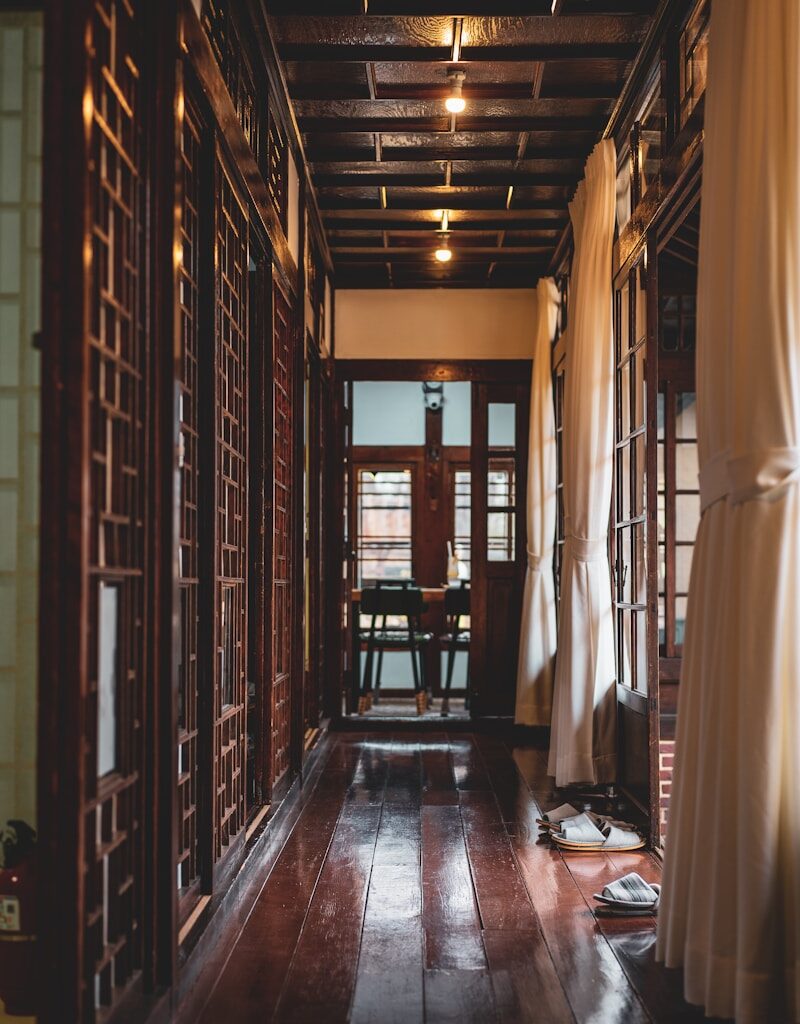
[330,361,531,722]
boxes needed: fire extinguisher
[0,821,36,1017]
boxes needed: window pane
[220,586,235,707]
[442,381,471,446]
[618,444,631,522]
[676,544,693,593]
[453,469,471,578]
[97,582,119,777]
[619,359,630,438]
[676,391,697,439]
[487,458,515,561]
[619,280,630,355]
[676,493,700,543]
[635,610,648,693]
[618,608,633,687]
[633,349,646,429]
[617,525,633,604]
[676,441,699,490]
[675,596,689,645]
[357,468,413,584]
[488,403,515,447]
[633,433,646,518]
[632,522,647,606]
[352,381,425,445]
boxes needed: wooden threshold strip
[178,895,212,947]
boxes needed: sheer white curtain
[515,277,560,726]
[547,139,617,787]
[657,4,800,1021]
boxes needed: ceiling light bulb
[435,244,452,263]
[445,70,466,115]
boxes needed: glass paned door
[615,268,649,697]
[613,254,656,820]
[470,383,529,717]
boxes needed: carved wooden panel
[272,284,294,787]
[84,0,147,1008]
[176,90,202,897]
[213,151,249,860]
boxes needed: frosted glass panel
[1,11,42,826]
[442,381,471,446]
[488,402,515,447]
[353,381,425,445]
[97,583,119,777]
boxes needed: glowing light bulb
[445,70,466,115]
[435,245,452,263]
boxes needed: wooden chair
[439,581,470,717]
[358,582,432,715]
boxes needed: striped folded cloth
[595,872,659,907]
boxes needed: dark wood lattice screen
[176,91,202,898]
[272,284,294,787]
[85,0,147,1008]
[213,151,248,860]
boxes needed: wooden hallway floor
[196,732,712,1024]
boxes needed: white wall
[334,288,538,360]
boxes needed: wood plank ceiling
[269,4,658,288]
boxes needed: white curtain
[657,4,800,1021]
[547,139,617,787]
[515,277,560,726]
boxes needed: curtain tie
[700,447,800,511]
[527,549,553,572]
[565,534,606,563]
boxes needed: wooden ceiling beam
[288,79,620,102]
[312,158,583,173]
[305,143,592,163]
[322,208,568,223]
[321,204,565,219]
[273,15,649,60]
[331,247,551,262]
[293,97,611,120]
[314,171,575,187]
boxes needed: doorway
[333,362,530,724]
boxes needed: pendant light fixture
[434,210,452,262]
[445,70,466,114]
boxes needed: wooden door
[470,382,529,716]
[210,149,249,874]
[613,249,656,821]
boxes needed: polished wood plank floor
[196,732,712,1024]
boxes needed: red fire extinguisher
[0,821,36,1017]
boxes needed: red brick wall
[659,739,676,840]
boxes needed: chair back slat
[361,583,425,618]
[444,583,470,617]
